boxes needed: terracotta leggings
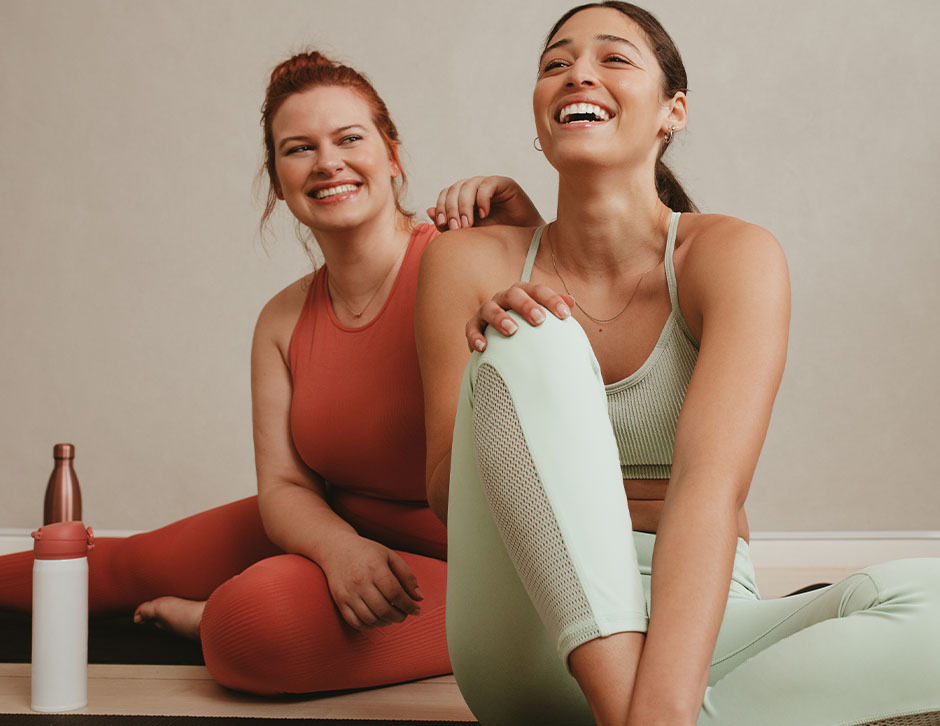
[446,309,940,725]
[0,496,450,694]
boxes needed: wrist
[308,529,362,566]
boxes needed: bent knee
[841,558,940,623]
[201,555,337,694]
[861,558,940,600]
[475,311,601,396]
[482,309,586,354]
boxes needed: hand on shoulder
[426,176,544,231]
[419,224,535,297]
[419,224,574,353]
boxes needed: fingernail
[461,214,470,228]
[501,319,518,334]
[478,207,487,219]
[415,587,425,600]
[557,303,571,318]
[448,218,459,230]
[474,339,486,352]
[437,212,445,226]
[531,308,545,324]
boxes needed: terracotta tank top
[288,224,446,558]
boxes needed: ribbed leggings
[446,310,940,725]
[0,496,450,694]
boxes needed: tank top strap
[520,225,546,282]
[664,211,682,312]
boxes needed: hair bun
[259,48,413,239]
[270,50,337,84]
[302,50,336,67]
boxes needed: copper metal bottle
[43,443,82,525]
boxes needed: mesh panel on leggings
[471,363,601,652]
[856,713,940,726]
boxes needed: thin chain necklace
[327,243,407,319]
[546,222,664,325]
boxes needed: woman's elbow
[429,488,448,525]
[426,473,449,525]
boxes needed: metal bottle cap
[53,444,75,460]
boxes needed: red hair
[259,51,412,237]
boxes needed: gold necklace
[327,244,407,319]
[546,223,664,325]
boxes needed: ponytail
[655,159,697,213]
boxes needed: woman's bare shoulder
[676,213,789,316]
[423,224,535,265]
[420,224,537,292]
[677,213,781,256]
[254,273,316,354]
[676,213,784,278]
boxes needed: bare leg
[569,632,645,726]
[134,597,206,641]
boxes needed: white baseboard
[747,531,940,568]
[3,529,940,566]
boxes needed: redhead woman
[417,3,940,724]
[0,50,541,694]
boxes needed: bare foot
[133,597,206,641]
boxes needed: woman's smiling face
[533,6,682,173]
[271,84,401,234]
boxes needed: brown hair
[258,50,412,249]
[543,2,698,213]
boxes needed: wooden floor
[0,567,859,722]
[0,665,476,721]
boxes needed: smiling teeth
[314,184,357,199]
[559,103,610,123]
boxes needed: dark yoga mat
[0,611,204,666]
[0,718,467,725]
[1,584,832,666]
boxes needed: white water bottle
[30,520,95,712]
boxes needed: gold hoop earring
[533,136,543,152]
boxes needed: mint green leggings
[446,311,940,725]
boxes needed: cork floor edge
[0,665,475,721]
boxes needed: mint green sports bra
[520,212,699,480]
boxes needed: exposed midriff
[626,478,750,541]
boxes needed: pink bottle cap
[32,521,95,560]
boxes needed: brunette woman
[418,4,940,724]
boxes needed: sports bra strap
[522,216,682,308]
[520,225,545,283]
[664,212,682,313]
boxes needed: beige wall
[2,0,938,532]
